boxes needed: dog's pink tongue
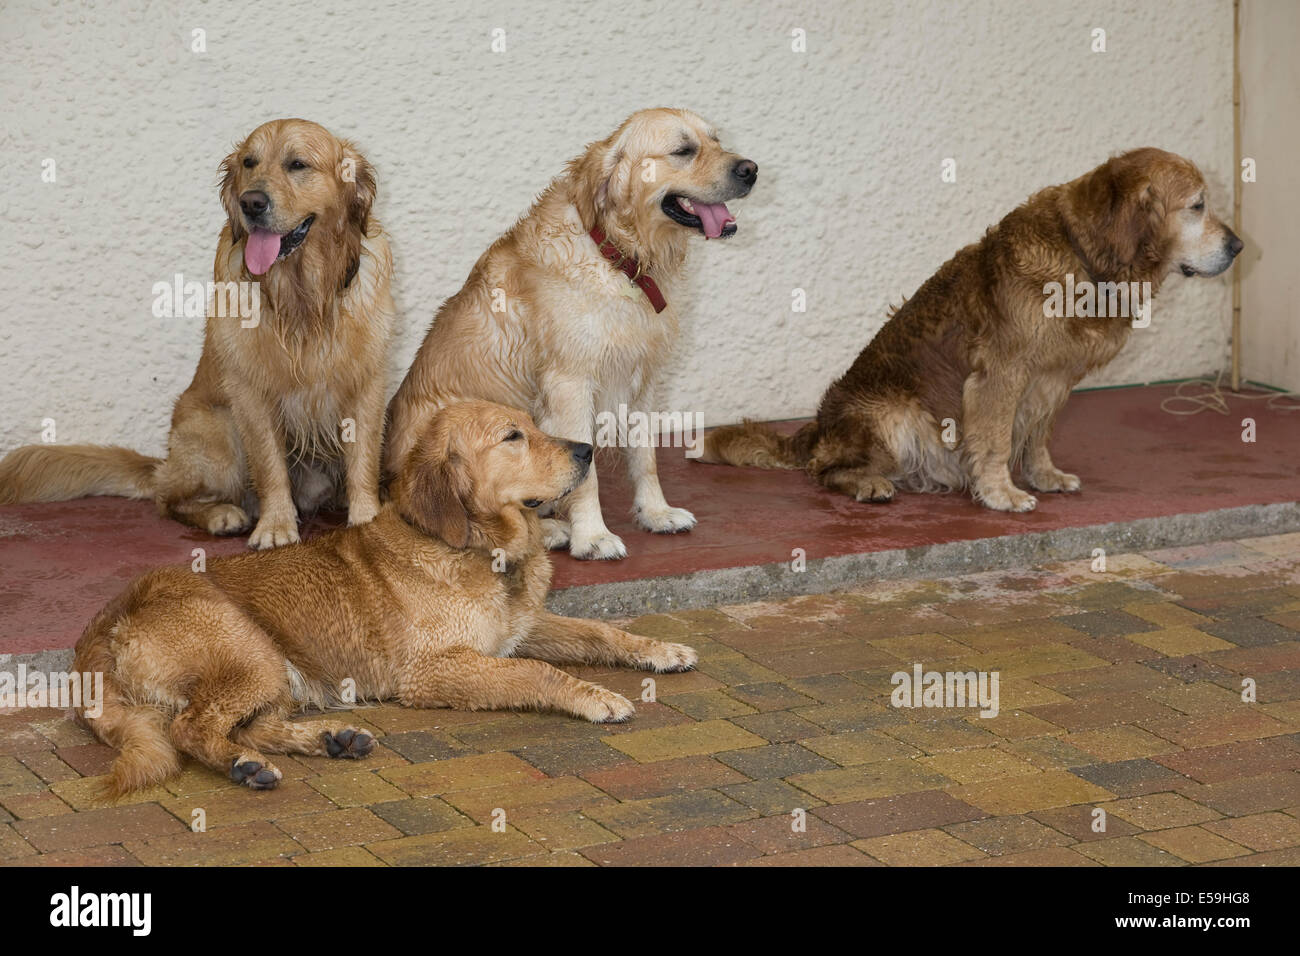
[694,202,735,239]
[244,228,283,275]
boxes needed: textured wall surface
[0,0,1234,454]
[1240,0,1299,391]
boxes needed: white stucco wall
[0,0,1234,454]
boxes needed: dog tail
[74,630,181,800]
[0,444,159,505]
[699,420,819,470]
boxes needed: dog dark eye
[242,156,257,169]
[672,146,696,157]
[1191,200,1205,211]
[503,430,523,442]
[288,159,309,171]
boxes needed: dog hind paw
[321,727,375,759]
[229,757,282,790]
[204,504,250,535]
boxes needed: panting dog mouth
[661,194,737,239]
[243,215,315,276]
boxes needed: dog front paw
[577,686,635,723]
[1026,469,1081,493]
[977,484,1038,513]
[248,514,300,550]
[347,497,381,526]
[635,504,697,534]
[205,503,251,535]
[638,641,698,672]
[570,529,628,560]
[541,517,572,550]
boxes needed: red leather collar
[589,226,667,313]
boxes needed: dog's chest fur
[523,205,681,406]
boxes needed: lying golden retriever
[702,148,1242,511]
[74,401,698,795]
[0,118,395,548]
[385,108,757,560]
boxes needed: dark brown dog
[702,148,1242,511]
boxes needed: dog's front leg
[341,368,385,526]
[229,389,299,548]
[519,613,698,671]
[398,646,633,723]
[536,376,625,560]
[962,366,1037,512]
[625,385,697,535]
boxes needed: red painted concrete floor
[1,384,1297,655]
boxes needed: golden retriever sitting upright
[385,108,758,560]
[0,119,395,549]
[703,148,1242,512]
[74,401,698,795]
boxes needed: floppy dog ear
[1069,156,1164,277]
[399,447,473,549]
[340,142,377,234]
[218,146,245,243]
[570,139,626,230]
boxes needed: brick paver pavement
[3,532,1300,866]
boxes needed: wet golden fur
[0,119,395,548]
[386,108,756,559]
[74,401,699,796]
[703,148,1241,512]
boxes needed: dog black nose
[1226,233,1244,258]
[732,159,758,185]
[571,442,593,465]
[239,190,270,218]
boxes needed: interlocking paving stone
[380,731,474,763]
[736,844,881,866]
[942,815,1074,856]
[6,532,1300,866]
[580,755,748,801]
[585,789,757,839]
[276,808,403,852]
[14,803,185,853]
[126,820,304,866]
[1068,758,1190,797]
[718,779,826,815]
[579,826,761,866]
[947,771,1114,815]
[1202,811,1300,851]
[1055,609,1161,638]
[853,828,986,866]
[812,790,987,839]
[1174,772,1300,815]
[369,797,474,836]
[1073,837,1187,866]
[1102,792,1221,830]
[714,743,837,779]
[729,711,827,743]
[367,825,544,866]
[1137,826,1251,863]
[603,719,766,763]
[725,813,853,855]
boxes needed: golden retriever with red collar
[385,108,758,560]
